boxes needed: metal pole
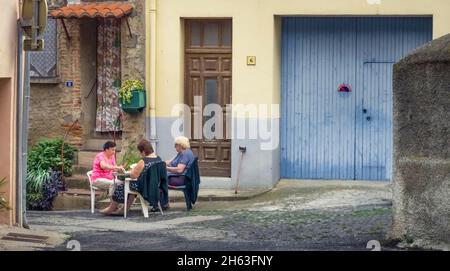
[234,146,247,194]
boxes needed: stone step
[77,150,123,167]
[64,174,90,190]
[51,187,269,211]
[84,139,122,152]
[72,165,92,175]
[52,189,108,211]
[77,151,97,167]
[60,188,96,196]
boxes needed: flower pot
[119,90,146,113]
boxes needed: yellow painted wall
[153,0,450,118]
[0,0,19,226]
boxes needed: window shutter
[30,18,57,78]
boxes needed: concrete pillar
[391,33,450,250]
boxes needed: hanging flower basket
[119,79,146,113]
[119,90,146,113]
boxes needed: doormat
[1,232,49,244]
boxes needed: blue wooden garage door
[280,17,432,180]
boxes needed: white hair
[175,136,190,149]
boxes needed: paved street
[27,181,395,251]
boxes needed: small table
[114,172,131,182]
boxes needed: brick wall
[29,19,83,148]
[29,0,146,151]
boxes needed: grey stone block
[391,33,450,250]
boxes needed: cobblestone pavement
[27,181,396,251]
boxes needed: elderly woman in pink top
[91,141,124,194]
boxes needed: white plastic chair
[87,170,116,213]
[124,178,163,218]
[86,171,98,214]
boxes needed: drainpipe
[15,20,24,228]
[16,20,30,229]
[22,53,31,230]
[146,0,158,151]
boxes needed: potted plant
[119,79,146,113]
[26,139,76,211]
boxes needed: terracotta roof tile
[50,2,133,19]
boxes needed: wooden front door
[185,20,232,177]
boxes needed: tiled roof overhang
[50,2,133,19]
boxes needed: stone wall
[120,0,146,151]
[390,33,450,250]
[29,0,146,151]
[29,18,83,148]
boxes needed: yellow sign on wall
[247,56,256,66]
